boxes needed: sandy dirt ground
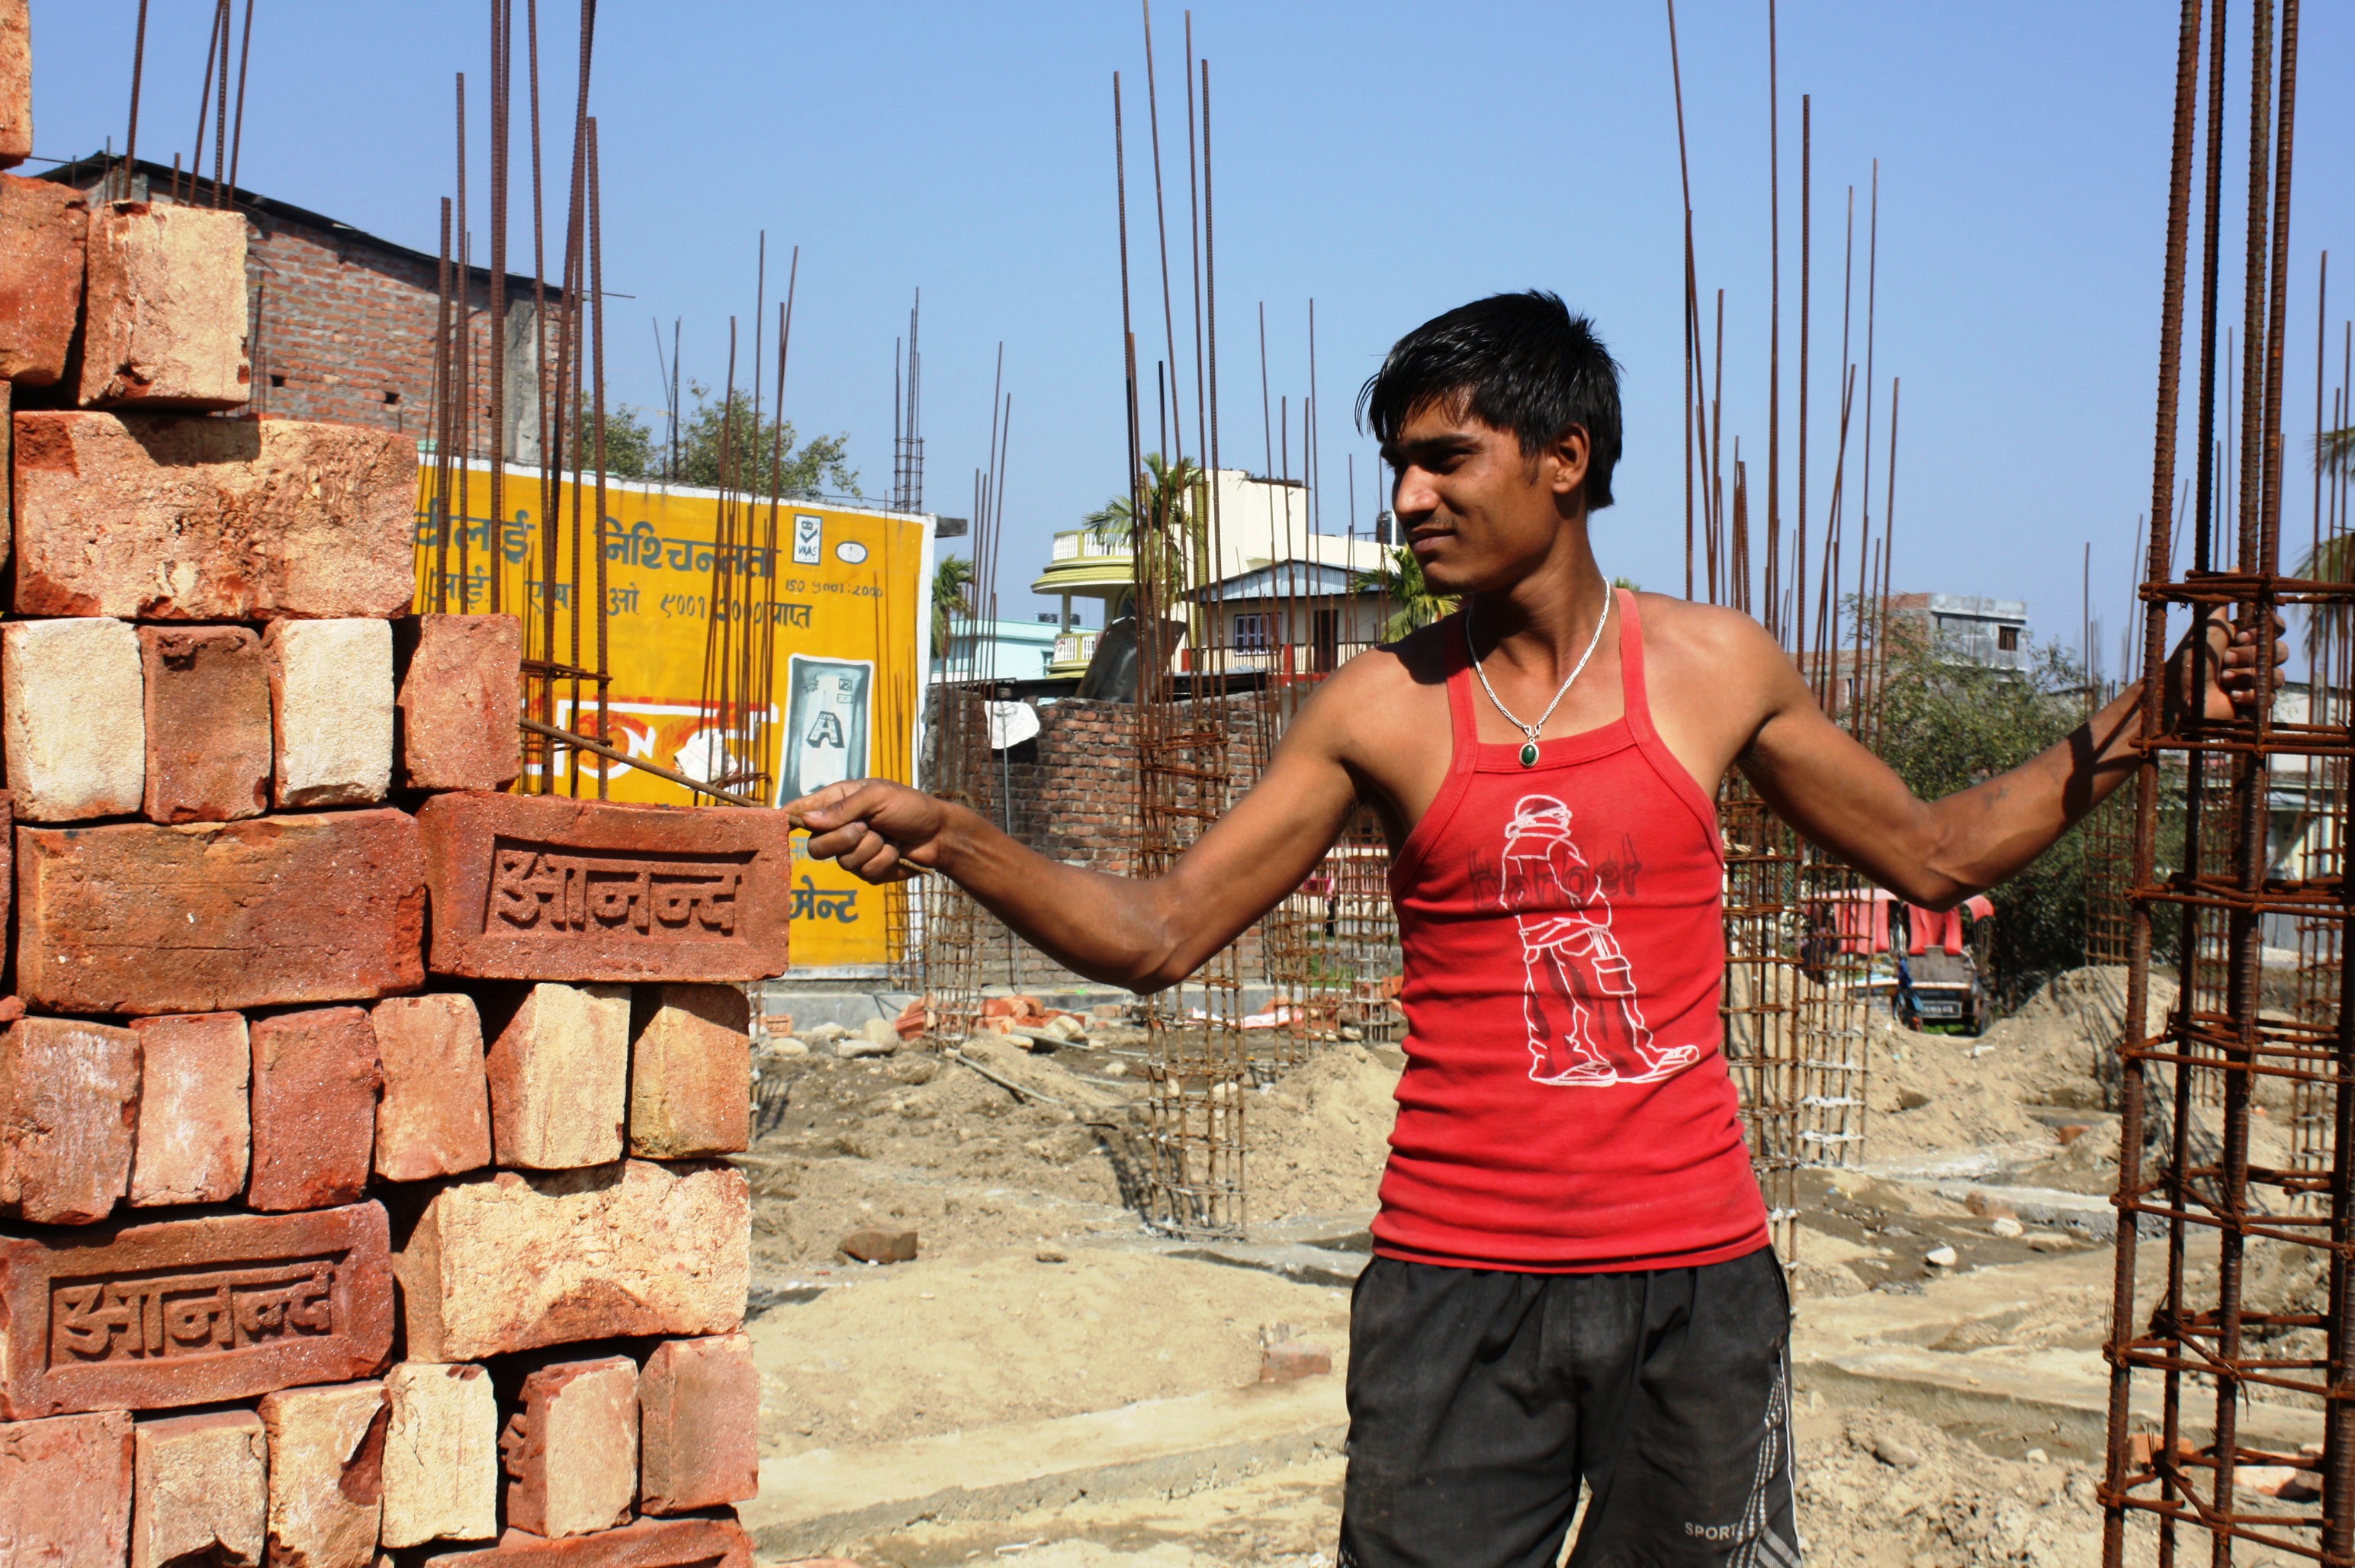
[746,972,2211,1566]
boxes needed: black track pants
[1338,1246,1798,1568]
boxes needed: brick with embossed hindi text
[0,1201,394,1419]
[416,790,792,983]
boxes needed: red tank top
[1373,591,1771,1272]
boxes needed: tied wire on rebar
[2098,2,2355,1564]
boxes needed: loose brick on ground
[500,1355,637,1537]
[372,994,491,1181]
[398,613,525,791]
[381,1361,499,1549]
[11,411,416,619]
[79,201,249,409]
[0,1410,133,1567]
[420,1517,754,1568]
[483,982,629,1170]
[4,615,144,822]
[130,1409,268,1568]
[127,1011,249,1207]
[17,808,427,1015]
[417,790,792,982]
[248,1006,378,1212]
[638,1333,758,1515]
[141,625,272,823]
[0,0,27,168]
[0,1015,140,1225]
[628,983,751,1158]
[266,618,394,808]
[395,1159,748,1362]
[259,1380,387,1568]
[0,1201,394,1419]
[0,174,85,384]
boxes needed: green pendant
[1518,740,1541,768]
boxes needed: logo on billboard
[793,513,824,566]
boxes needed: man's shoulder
[1632,593,1785,679]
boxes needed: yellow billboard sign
[414,462,934,969]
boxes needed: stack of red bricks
[0,14,788,1565]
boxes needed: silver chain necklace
[1469,588,1613,767]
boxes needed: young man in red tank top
[790,292,2274,1568]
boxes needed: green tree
[1355,543,1458,641]
[932,554,975,660]
[1871,614,2093,1004]
[1085,452,1209,625]
[672,382,859,498]
[594,403,660,479]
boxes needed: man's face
[1382,399,1589,596]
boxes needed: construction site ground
[736,966,2289,1566]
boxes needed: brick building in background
[39,154,552,460]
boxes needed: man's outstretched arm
[787,668,1368,991]
[1729,613,2277,911]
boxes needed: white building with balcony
[1029,469,1389,676]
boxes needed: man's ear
[1546,425,1591,500]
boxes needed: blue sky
[24,3,2353,664]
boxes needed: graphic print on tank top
[1483,792,1703,1088]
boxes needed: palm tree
[931,555,975,661]
[1086,452,1210,626]
[1354,543,1458,641]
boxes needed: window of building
[1997,625,2020,652]
[1235,612,1273,651]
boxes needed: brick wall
[923,689,1273,988]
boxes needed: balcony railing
[1049,526,1128,563]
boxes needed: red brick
[249,1007,378,1213]
[371,994,491,1182]
[0,1201,394,1419]
[79,201,249,410]
[5,616,145,821]
[628,985,751,1159]
[16,808,427,1016]
[422,1518,753,1568]
[127,1011,250,1207]
[0,175,83,385]
[499,1356,637,1537]
[131,1408,267,1568]
[0,1410,133,1566]
[11,412,417,619]
[140,625,272,824]
[637,1333,757,1515]
[840,1227,918,1264]
[1258,1340,1332,1383]
[0,1,27,169]
[0,1015,140,1225]
[484,982,630,1170]
[398,614,524,791]
[416,792,792,983]
[257,1380,387,1568]
[394,1161,747,1363]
